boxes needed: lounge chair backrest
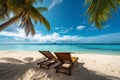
[54,52,73,64]
[39,51,56,60]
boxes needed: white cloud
[76,25,85,30]
[55,27,60,30]
[0,29,80,43]
[48,0,63,10]
[0,29,26,38]
[55,27,71,34]
[78,33,120,43]
[59,29,69,34]
[0,28,120,43]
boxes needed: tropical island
[0,0,120,80]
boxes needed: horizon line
[0,43,120,45]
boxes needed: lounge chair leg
[56,69,58,73]
[39,65,41,68]
[38,51,58,69]
[69,73,71,75]
[37,63,39,65]
[68,69,71,75]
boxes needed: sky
[0,0,120,44]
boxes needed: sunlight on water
[0,44,120,55]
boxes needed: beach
[0,51,120,80]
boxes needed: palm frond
[38,13,50,31]
[25,0,37,4]
[39,0,43,3]
[6,0,25,14]
[37,7,48,12]
[29,5,50,31]
[21,14,35,36]
[29,19,35,36]
[0,0,50,36]
[85,0,120,29]
[25,0,44,4]
[21,12,35,36]
[0,1,8,20]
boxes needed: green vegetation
[0,0,50,36]
[0,0,120,36]
[85,0,120,29]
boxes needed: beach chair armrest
[37,59,49,65]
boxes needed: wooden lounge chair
[54,52,79,75]
[37,51,58,69]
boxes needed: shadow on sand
[0,57,120,80]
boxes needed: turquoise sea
[0,44,120,55]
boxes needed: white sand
[0,51,120,80]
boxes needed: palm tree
[85,0,120,29]
[0,0,120,36]
[0,0,8,20]
[0,0,50,36]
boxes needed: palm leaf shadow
[0,58,120,80]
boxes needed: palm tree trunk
[0,13,23,31]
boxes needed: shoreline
[0,51,120,80]
[0,50,120,56]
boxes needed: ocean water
[0,44,120,55]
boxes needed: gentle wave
[0,44,120,55]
